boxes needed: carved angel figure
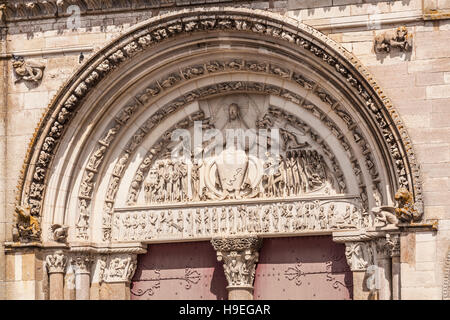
[12,56,45,83]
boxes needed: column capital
[211,236,262,289]
[45,250,67,274]
[71,254,93,275]
[344,241,375,272]
[386,233,401,258]
[100,253,138,284]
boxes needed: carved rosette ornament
[211,236,262,289]
[45,251,67,274]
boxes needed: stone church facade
[0,0,449,300]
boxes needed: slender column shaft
[49,273,64,300]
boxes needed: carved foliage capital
[45,250,67,274]
[211,237,262,288]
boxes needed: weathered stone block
[288,0,332,10]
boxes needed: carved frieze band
[112,198,367,242]
[18,10,421,243]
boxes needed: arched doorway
[13,8,422,300]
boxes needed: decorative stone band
[45,250,67,274]
[444,248,450,300]
[112,197,367,243]
[0,0,253,21]
[211,236,262,288]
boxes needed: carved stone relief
[17,10,422,244]
[112,198,367,242]
[99,254,138,283]
[12,56,45,84]
[46,251,67,274]
[344,241,375,272]
[374,26,413,53]
[211,236,262,288]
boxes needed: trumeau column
[45,250,67,300]
[71,254,93,300]
[211,236,262,300]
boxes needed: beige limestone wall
[0,24,7,301]
[0,0,449,299]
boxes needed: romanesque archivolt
[374,26,413,54]
[16,9,423,243]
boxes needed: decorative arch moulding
[15,8,423,244]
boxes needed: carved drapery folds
[46,250,67,274]
[211,236,262,289]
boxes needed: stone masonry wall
[0,0,449,299]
